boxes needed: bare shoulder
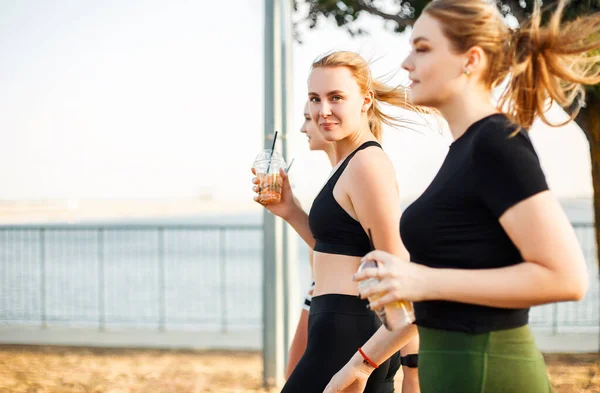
[346,145,397,181]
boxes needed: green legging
[418,325,553,393]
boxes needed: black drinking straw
[267,131,278,173]
[367,228,376,251]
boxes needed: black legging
[282,294,399,393]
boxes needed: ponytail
[498,0,600,128]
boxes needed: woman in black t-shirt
[343,1,600,393]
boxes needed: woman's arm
[425,191,588,307]
[323,148,416,393]
[285,202,315,249]
[286,308,309,379]
[348,323,417,369]
[358,191,589,309]
[323,324,417,393]
[344,148,409,259]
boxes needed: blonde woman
[253,52,421,392]
[285,102,407,391]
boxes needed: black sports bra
[308,141,381,257]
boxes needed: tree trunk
[574,91,600,351]
[575,92,600,269]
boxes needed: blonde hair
[424,0,600,128]
[311,51,418,141]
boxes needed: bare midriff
[312,251,362,296]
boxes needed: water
[0,198,598,332]
[0,221,311,332]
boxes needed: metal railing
[528,223,599,333]
[0,224,263,332]
[0,222,598,333]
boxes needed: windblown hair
[424,0,600,128]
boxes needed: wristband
[357,347,378,369]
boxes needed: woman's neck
[326,149,337,167]
[438,89,499,141]
[332,124,376,163]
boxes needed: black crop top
[400,113,549,334]
[308,141,381,257]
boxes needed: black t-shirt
[400,113,549,333]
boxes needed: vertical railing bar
[158,228,166,332]
[552,302,559,334]
[98,228,105,331]
[220,228,227,333]
[40,229,46,329]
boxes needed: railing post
[158,228,166,332]
[40,229,46,329]
[220,228,227,333]
[98,229,105,331]
[552,303,559,334]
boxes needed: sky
[0,0,592,205]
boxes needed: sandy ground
[0,346,274,393]
[0,345,598,393]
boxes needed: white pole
[280,0,298,370]
[263,0,285,388]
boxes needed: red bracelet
[357,347,379,369]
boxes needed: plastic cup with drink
[253,149,287,205]
[357,230,416,331]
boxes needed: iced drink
[357,260,415,330]
[256,172,283,204]
[253,149,286,205]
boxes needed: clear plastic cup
[253,149,286,205]
[357,259,415,330]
